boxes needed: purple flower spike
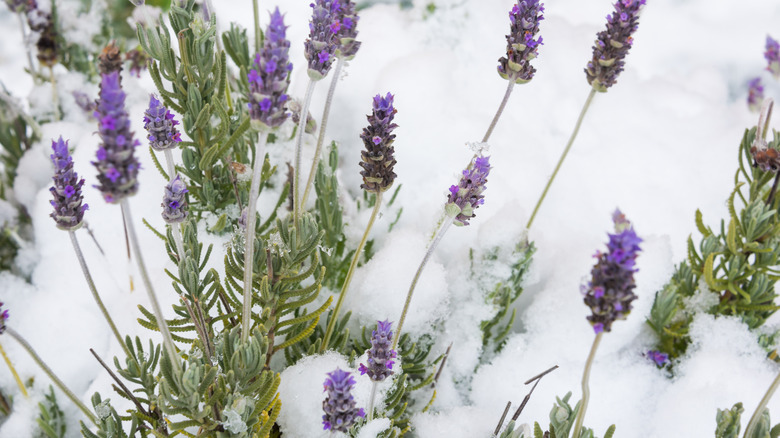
[161,174,188,224]
[766,36,780,79]
[0,302,7,335]
[92,72,140,203]
[647,350,668,367]
[498,0,544,84]
[247,8,293,129]
[305,0,339,80]
[748,77,765,113]
[359,93,398,193]
[583,209,642,333]
[585,0,646,92]
[49,137,88,230]
[144,94,182,151]
[446,155,491,226]
[322,368,365,432]
[359,320,398,382]
[333,0,361,60]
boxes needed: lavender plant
[360,320,397,420]
[749,77,765,113]
[322,368,365,433]
[766,36,780,79]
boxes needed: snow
[2,0,780,437]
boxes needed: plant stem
[391,215,454,350]
[120,200,181,374]
[0,340,28,397]
[5,327,97,425]
[294,79,317,225]
[69,230,131,358]
[367,381,379,421]
[301,59,344,207]
[163,149,186,261]
[17,13,36,77]
[242,132,269,344]
[50,67,60,121]
[571,332,603,438]
[320,191,383,352]
[744,368,780,438]
[253,0,261,53]
[482,77,515,143]
[526,88,597,229]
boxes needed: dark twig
[513,365,559,421]
[524,364,559,385]
[89,348,149,418]
[493,401,512,436]
[767,172,780,206]
[431,343,453,388]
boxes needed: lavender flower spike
[585,0,646,92]
[498,0,544,84]
[766,36,780,79]
[247,8,292,130]
[446,155,491,226]
[359,320,397,382]
[144,94,182,151]
[360,93,398,193]
[49,137,88,230]
[93,71,140,203]
[0,302,8,334]
[322,368,365,432]
[162,174,188,224]
[748,77,765,113]
[304,0,339,80]
[583,209,642,333]
[332,0,361,60]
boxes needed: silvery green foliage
[525,392,614,438]
[715,403,780,438]
[36,386,65,438]
[498,421,530,438]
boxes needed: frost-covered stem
[163,149,185,261]
[526,89,597,229]
[294,79,317,224]
[17,13,36,77]
[482,76,515,143]
[205,0,222,53]
[69,230,131,359]
[744,368,780,438]
[242,131,268,344]
[120,208,134,292]
[0,340,28,397]
[5,327,97,425]
[138,4,163,53]
[321,191,383,352]
[367,381,379,421]
[120,200,180,374]
[392,214,455,350]
[252,0,261,53]
[301,59,344,207]
[49,67,60,121]
[571,332,603,438]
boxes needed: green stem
[253,0,261,53]
[5,327,97,425]
[391,215,454,350]
[526,88,597,229]
[242,132,269,344]
[301,58,344,208]
[0,340,28,397]
[17,13,36,78]
[571,332,603,438]
[69,230,131,359]
[293,79,317,225]
[367,381,379,421]
[320,191,383,352]
[120,200,181,374]
[744,368,780,438]
[50,67,60,121]
[482,77,515,143]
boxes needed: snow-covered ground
[3,0,780,436]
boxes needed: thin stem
[482,77,515,143]
[301,59,344,207]
[320,191,384,352]
[120,200,181,374]
[0,340,28,397]
[293,79,317,224]
[242,132,269,344]
[163,149,186,261]
[391,216,454,350]
[526,89,597,229]
[120,205,135,292]
[5,327,97,425]
[571,332,603,438]
[767,172,780,207]
[69,231,131,358]
[744,368,780,438]
[50,67,60,121]
[163,149,176,178]
[17,13,36,77]
[253,0,261,54]
[204,0,222,53]
[367,381,379,421]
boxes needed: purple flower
[333,0,361,60]
[585,0,646,91]
[498,0,544,83]
[359,93,398,193]
[161,174,188,224]
[748,77,764,113]
[304,0,340,80]
[359,320,398,382]
[0,302,7,335]
[144,94,182,151]
[583,209,642,333]
[766,36,780,79]
[92,72,140,203]
[647,350,668,367]
[49,137,88,230]
[446,155,491,226]
[322,368,365,432]
[248,8,293,129]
